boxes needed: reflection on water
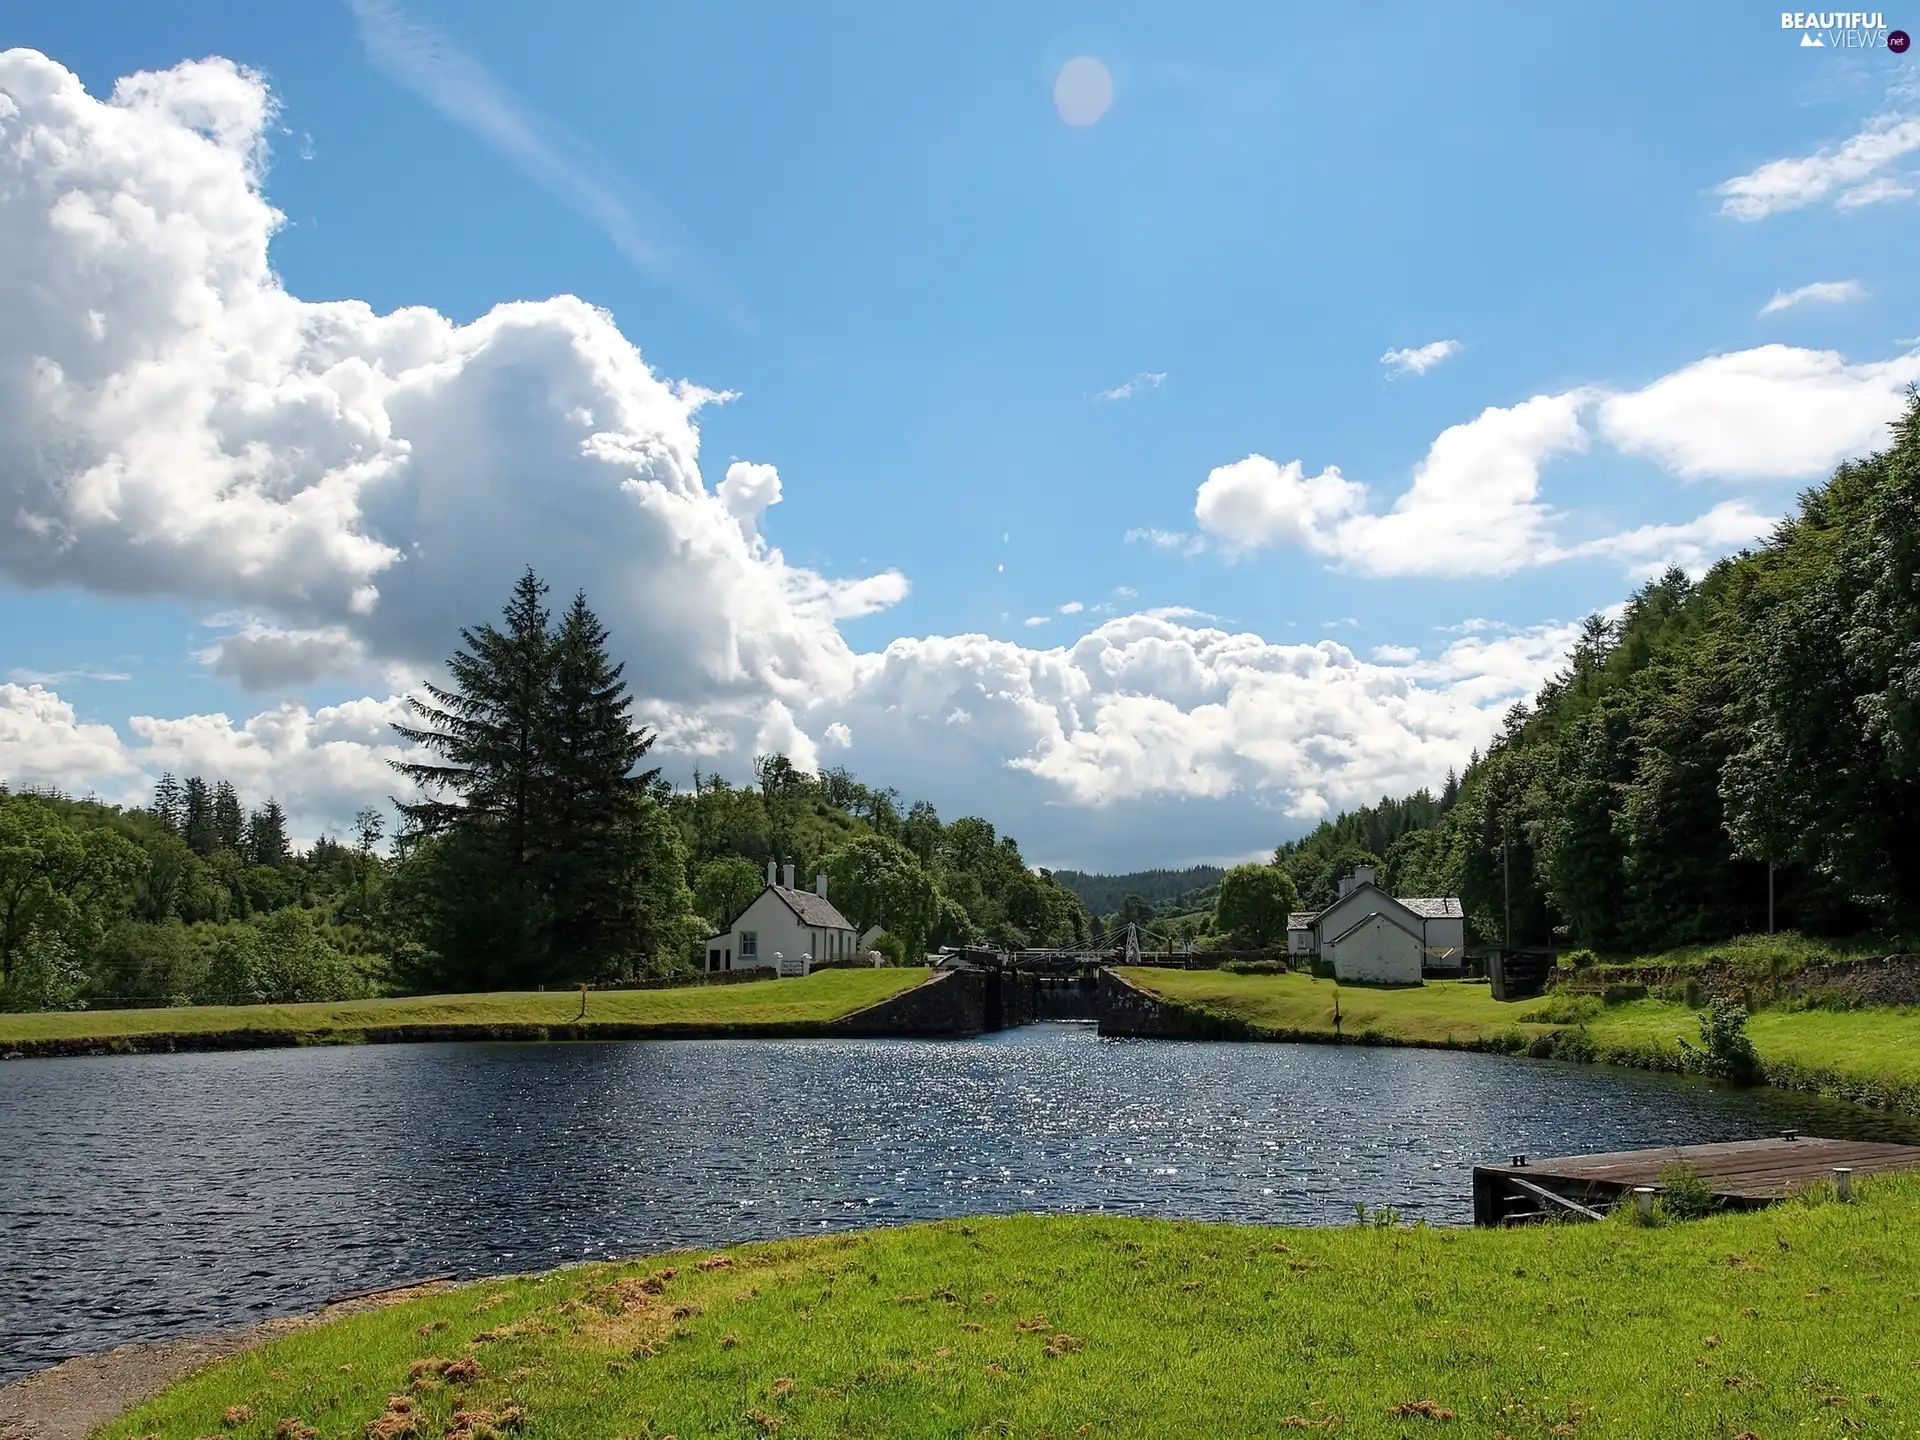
[1,1023,1913,1380]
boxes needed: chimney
[782,861,796,890]
[1339,862,1375,898]
[766,858,777,887]
[815,872,828,898]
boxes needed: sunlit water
[3,1023,1915,1381]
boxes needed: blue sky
[2,2,1917,867]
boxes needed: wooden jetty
[1473,1135,1920,1226]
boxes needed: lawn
[1119,968,1920,1109]
[109,1175,1920,1439]
[0,968,928,1047]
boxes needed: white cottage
[1298,864,1465,986]
[703,861,860,978]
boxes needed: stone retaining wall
[1553,953,1920,1008]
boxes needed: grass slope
[1121,969,1920,1109]
[111,1178,1920,1439]
[0,969,928,1046]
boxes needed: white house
[1296,864,1465,985]
[703,861,860,978]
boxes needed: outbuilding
[703,861,860,978]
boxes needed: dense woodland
[1273,396,1920,952]
[0,570,1088,1012]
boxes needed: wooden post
[1634,1186,1655,1221]
[1833,1166,1853,1201]
[1768,862,1775,935]
[577,983,588,1020]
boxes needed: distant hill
[1049,866,1227,915]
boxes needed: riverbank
[82,1174,1920,1440]
[1117,967,1920,1113]
[0,969,929,1056]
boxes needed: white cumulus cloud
[0,49,904,764]
[1596,344,1920,479]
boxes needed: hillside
[1051,865,1225,915]
[1269,395,1920,953]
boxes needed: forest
[0,571,1087,1012]
[1275,395,1920,953]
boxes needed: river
[2,1024,1914,1381]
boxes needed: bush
[1657,1161,1720,1219]
[1678,998,1761,1083]
[1221,959,1286,975]
[1310,959,1336,980]
[1560,948,1600,969]
[868,930,908,967]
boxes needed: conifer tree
[181,777,215,855]
[212,781,245,854]
[244,800,291,869]
[151,773,184,835]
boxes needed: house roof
[1287,911,1321,931]
[1399,897,1464,919]
[1326,907,1426,947]
[770,885,855,930]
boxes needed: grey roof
[1398,896,1464,919]
[771,885,856,930]
[1326,907,1426,947]
[1287,911,1321,930]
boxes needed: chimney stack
[766,858,777,887]
[782,861,796,890]
[815,872,828,898]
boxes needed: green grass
[110,1176,1920,1439]
[1582,930,1898,975]
[0,969,928,1046]
[1119,968,1920,1110]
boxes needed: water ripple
[1,1024,1913,1381]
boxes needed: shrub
[1678,998,1761,1083]
[1309,959,1336,980]
[1657,1161,1720,1219]
[868,930,908,967]
[1522,994,1601,1025]
[1559,948,1599,970]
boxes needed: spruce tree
[151,773,184,835]
[542,592,660,975]
[391,568,558,982]
[212,782,246,854]
[181,777,215,855]
[245,800,291,868]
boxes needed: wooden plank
[1503,1175,1606,1222]
[1479,1137,1920,1205]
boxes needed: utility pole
[1502,837,1512,954]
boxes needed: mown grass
[0,969,928,1045]
[110,1176,1920,1439]
[1120,968,1920,1109]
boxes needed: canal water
[2,1023,1916,1381]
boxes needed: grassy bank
[109,1176,1920,1439]
[0,969,928,1049]
[1121,968,1920,1111]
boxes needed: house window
[740,931,757,960]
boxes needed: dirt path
[0,1282,453,1440]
